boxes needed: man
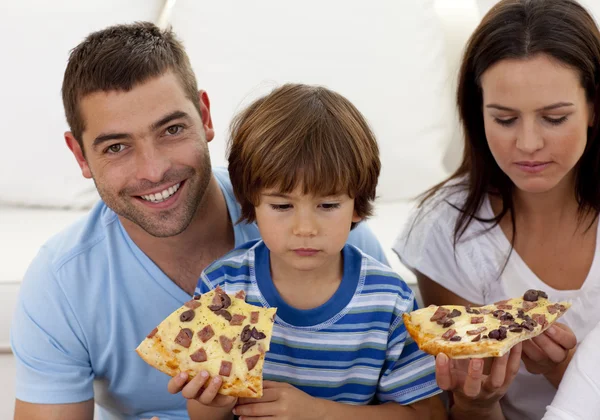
[10,22,388,420]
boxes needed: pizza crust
[403,295,571,359]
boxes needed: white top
[543,319,600,420]
[393,185,600,420]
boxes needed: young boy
[168,84,444,419]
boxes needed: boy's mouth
[293,248,320,257]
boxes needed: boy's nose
[292,214,318,237]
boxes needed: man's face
[66,71,215,237]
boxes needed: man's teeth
[141,183,181,203]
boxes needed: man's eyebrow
[150,110,190,131]
[92,111,191,149]
[485,102,575,112]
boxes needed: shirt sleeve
[10,248,94,404]
[376,297,442,405]
[542,321,600,420]
[392,197,487,305]
[347,222,389,267]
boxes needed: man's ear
[198,90,215,142]
[65,132,92,179]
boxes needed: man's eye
[166,125,184,135]
[106,144,125,154]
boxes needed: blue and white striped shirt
[196,240,441,405]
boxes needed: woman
[394,0,600,419]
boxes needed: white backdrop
[0,0,453,209]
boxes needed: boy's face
[255,186,362,273]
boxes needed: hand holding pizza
[435,343,522,411]
[167,370,238,408]
[521,322,577,385]
[233,381,323,420]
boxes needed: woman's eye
[494,117,517,127]
[544,116,568,126]
[270,204,292,211]
[320,203,341,210]
[105,144,125,154]
[166,125,184,135]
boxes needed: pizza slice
[403,289,571,359]
[136,286,277,397]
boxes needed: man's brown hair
[62,21,200,148]
[228,83,380,225]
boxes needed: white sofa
[0,0,484,418]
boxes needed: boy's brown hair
[227,83,380,225]
[62,22,200,148]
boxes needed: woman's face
[481,54,593,195]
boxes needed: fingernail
[178,372,187,380]
[200,371,209,379]
[472,359,483,370]
[547,327,556,336]
[438,354,447,366]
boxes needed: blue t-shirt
[198,240,440,405]
[10,167,388,420]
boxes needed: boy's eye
[320,203,341,210]
[270,204,292,211]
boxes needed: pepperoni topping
[472,334,482,342]
[496,304,513,310]
[215,309,232,322]
[230,314,247,326]
[440,319,455,328]
[219,335,235,353]
[219,360,233,377]
[547,304,562,314]
[242,340,257,354]
[235,290,247,300]
[467,326,487,335]
[442,329,456,340]
[208,293,224,311]
[480,309,492,314]
[471,316,484,324]
[430,307,450,322]
[174,328,193,348]
[241,325,252,342]
[197,325,215,343]
[250,311,259,324]
[251,327,266,340]
[449,335,462,342]
[522,301,538,312]
[184,300,201,309]
[245,354,260,371]
[190,348,207,363]
[180,309,196,322]
[532,313,548,328]
[147,327,158,338]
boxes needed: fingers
[484,352,509,390]
[180,371,211,400]
[461,358,485,397]
[531,333,570,364]
[234,401,277,418]
[435,353,453,390]
[238,389,279,405]
[522,338,546,363]
[197,376,224,405]
[503,342,522,386]
[167,372,189,394]
[543,324,577,350]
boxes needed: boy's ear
[352,211,362,224]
